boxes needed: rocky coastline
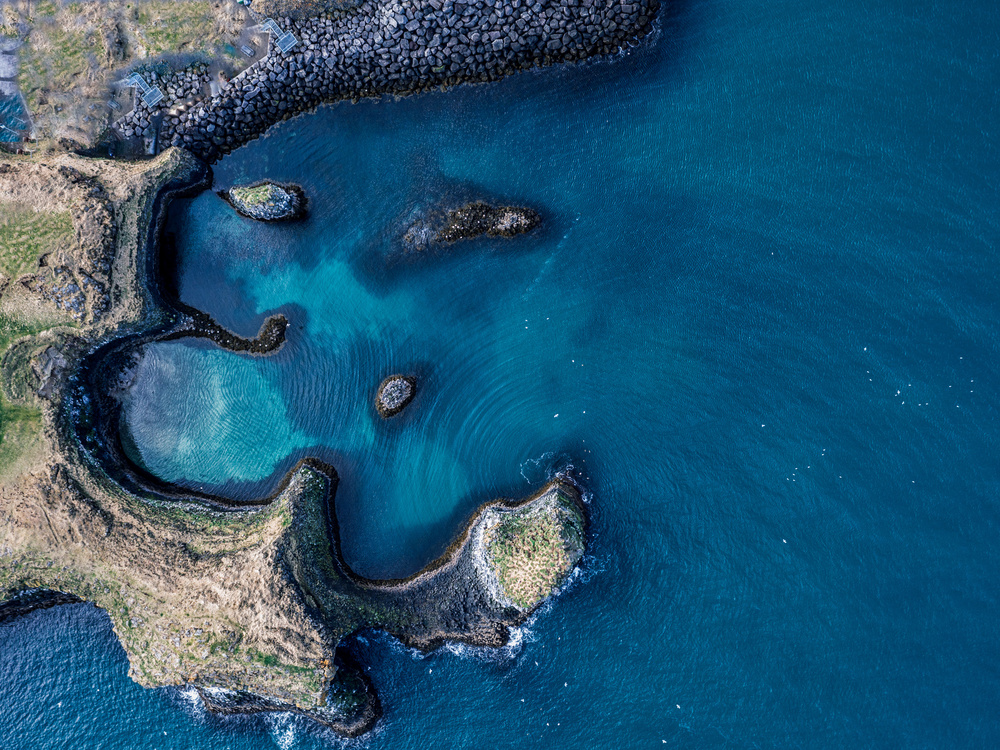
[0,0,661,732]
[0,149,590,736]
[116,0,660,162]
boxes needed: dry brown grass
[10,0,248,146]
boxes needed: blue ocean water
[5,0,1000,746]
[0,92,30,143]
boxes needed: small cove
[12,0,1000,745]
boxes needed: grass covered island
[220,180,307,222]
[483,482,586,610]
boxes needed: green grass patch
[134,1,217,56]
[230,184,277,207]
[30,1,58,20]
[0,399,42,474]
[17,19,90,108]
[0,314,59,474]
[487,509,577,610]
[0,204,75,278]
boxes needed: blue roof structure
[141,87,164,107]
[276,32,298,53]
[260,18,298,54]
[125,72,150,93]
[124,73,164,109]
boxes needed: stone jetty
[116,0,660,162]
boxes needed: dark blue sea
[4,0,1000,746]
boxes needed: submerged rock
[221,181,307,222]
[404,201,541,250]
[437,202,541,242]
[375,374,416,418]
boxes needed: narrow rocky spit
[117,0,660,162]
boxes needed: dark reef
[437,202,541,242]
[404,201,542,249]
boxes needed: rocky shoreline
[1,149,590,737]
[0,0,661,732]
[116,0,660,162]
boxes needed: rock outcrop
[221,181,307,222]
[375,374,416,417]
[437,202,541,242]
[405,201,541,249]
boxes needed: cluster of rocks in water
[220,180,308,221]
[375,374,417,417]
[115,0,659,162]
[404,201,540,249]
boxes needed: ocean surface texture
[4,0,1000,746]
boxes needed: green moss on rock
[485,484,585,610]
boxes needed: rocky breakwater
[118,0,660,162]
[220,180,308,222]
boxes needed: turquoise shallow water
[5,0,1000,746]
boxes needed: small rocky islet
[220,180,307,221]
[404,201,541,249]
[376,374,417,417]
